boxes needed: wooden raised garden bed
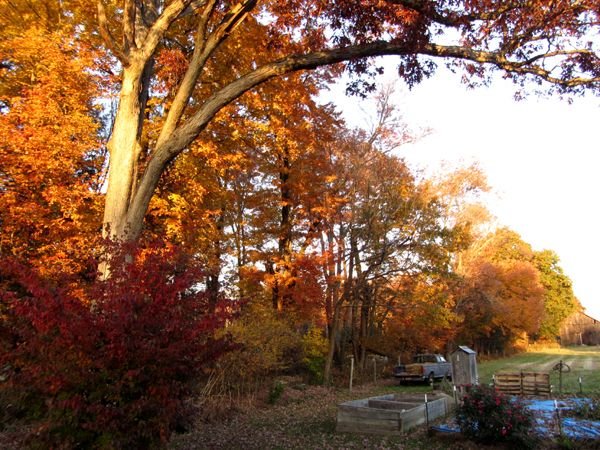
[336,393,452,435]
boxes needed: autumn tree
[313,112,478,378]
[87,0,599,259]
[0,4,106,279]
[456,228,545,354]
[373,164,490,360]
[382,273,460,358]
[431,164,492,243]
[145,70,339,316]
[533,249,580,341]
[237,76,339,314]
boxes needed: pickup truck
[393,354,452,384]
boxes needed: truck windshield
[414,355,447,363]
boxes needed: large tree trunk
[99,61,154,278]
[102,65,148,241]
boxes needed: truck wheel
[427,373,434,385]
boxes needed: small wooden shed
[450,346,478,386]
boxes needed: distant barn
[559,311,600,346]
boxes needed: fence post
[373,357,377,383]
[424,394,429,428]
[520,370,524,395]
[559,360,563,395]
[349,356,354,392]
[554,399,562,438]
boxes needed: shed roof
[453,345,476,354]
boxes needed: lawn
[169,346,600,449]
[477,346,600,395]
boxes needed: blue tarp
[432,398,600,440]
[527,399,600,439]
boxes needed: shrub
[300,325,328,384]
[268,380,285,404]
[456,384,535,446]
[218,302,300,389]
[0,241,230,448]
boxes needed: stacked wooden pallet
[494,371,551,397]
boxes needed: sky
[322,65,600,319]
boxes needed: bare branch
[123,0,136,52]
[138,0,198,62]
[96,0,128,63]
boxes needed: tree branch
[138,0,199,62]
[424,43,600,88]
[126,36,599,239]
[96,0,128,63]
[156,0,256,148]
[123,0,136,52]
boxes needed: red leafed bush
[0,241,231,448]
[456,384,535,447]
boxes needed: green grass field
[477,346,600,395]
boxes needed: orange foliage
[456,229,545,352]
[0,28,104,278]
[383,274,460,356]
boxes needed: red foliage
[0,241,231,448]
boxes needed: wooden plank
[494,371,550,396]
[426,400,448,417]
[522,382,549,387]
[337,407,400,421]
[522,383,550,388]
[336,417,399,430]
[336,422,402,436]
[398,406,426,432]
[368,400,419,411]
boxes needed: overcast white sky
[322,65,600,319]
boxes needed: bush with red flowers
[456,384,535,446]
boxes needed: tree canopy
[0,2,597,445]
[14,0,593,244]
